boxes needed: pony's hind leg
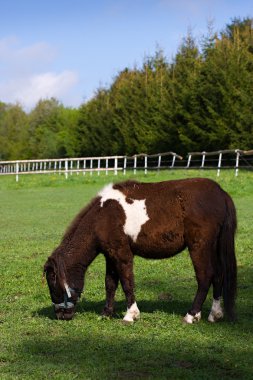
[102,257,119,317]
[184,245,214,324]
[208,275,224,323]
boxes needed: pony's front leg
[102,257,119,317]
[116,255,140,324]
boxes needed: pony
[44,178,237,324]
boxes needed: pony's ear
[43,257,57,274]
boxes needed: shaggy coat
[44,178,237,323]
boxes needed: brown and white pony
[44,178,237,324]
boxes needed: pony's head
[43,256,82,320]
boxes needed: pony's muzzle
[54,302,75,320]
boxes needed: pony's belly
[134,249,182,259]
[131,232,185,259]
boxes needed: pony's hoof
[208,311,224,323]
[208,299,224,323]
[101,308,114,318]
[183,312,201,324]
[122,314,140,324]
[123,302,140,324]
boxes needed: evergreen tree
[170,31,202,153]
[1,17,253,161]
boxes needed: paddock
[0,170,253,379]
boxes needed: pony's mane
[63,197,100,242]
[50,196,100,288]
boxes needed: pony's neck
[55,199,100,289]
[56,235,97,293]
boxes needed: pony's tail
[219,192,237,321]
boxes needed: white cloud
[0,36,80,110]
[0,71,78,109]
[0,36,56,69]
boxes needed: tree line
[1,18,253,161]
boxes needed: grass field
[0,170,253,380]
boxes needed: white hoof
[183,312,201,324]
[122,317,135,325]
[123,302,140,324]
[208,298,224,323]
[208,310,224,322]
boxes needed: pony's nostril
[56,312,62,320]
[63,307,75,321]
[55,308,64,320]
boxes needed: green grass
[0,170,253,379]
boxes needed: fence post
[186,155,192,168]
[105,159,108,175]
[235,150,240,177]
[16,161,19,182]
[217,152,222,177]
[65,160,68,179]
[201,152,206,168]
[83,159,86,175]
[171,154,176,168]
[90,159,93,176]
[158,155,161,170]
[134,156,137,175]
[114,157,118,175]
[144,156,148,174]
[98,159,101,176]
[123,157,127,175]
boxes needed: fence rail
[0,149,252,181]
[186,149,253,176]
[0,152,182,182]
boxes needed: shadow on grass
[37,274,198,320]
[37,264,253,324]
[18,328,252,380]
[35,297,194,321]
[25,267,253,379]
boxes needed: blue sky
[0,0,252,110]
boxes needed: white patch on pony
[183,312,201,324]
[99,184,149,242]
[123,302,140,323]
[208,298,224,323]
[64,282,72,298]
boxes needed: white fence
[0,149,252,182]
[186,149,253,176]
[0,152,182,182]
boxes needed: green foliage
[1,17,253,160]
[0,103,29,160]
[27,98,79,159]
